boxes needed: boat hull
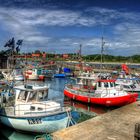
[25,74,39,80]
[0,112,69,133]
[38,75,45,80]
[54,74,66,78]
[64,89,138,107]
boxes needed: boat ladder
[66,108,77,127]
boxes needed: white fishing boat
[115,77,140,92]
[24,69,46,80]
[64,79,138,106]
[0,84,74,133]
[24,69,39,80]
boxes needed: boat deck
[52,101,140,140]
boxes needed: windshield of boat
[135,80,140,84]
[98,81,115,88]
[130,84,136,89]
[123,84,136,89]
[17,90,28,101]
[28,90,48,102]
[17,89,48,102]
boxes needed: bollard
[135,123,140,140]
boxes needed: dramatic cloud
[0,6,140,55]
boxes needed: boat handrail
[65,85,94,96]
[12,103,66,117]
[95,88,122,98]
[66,84,126,98]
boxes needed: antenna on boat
[100,22,106,72]
[24,47,28,84]
[100,36,105,70]
[79,44,82,71]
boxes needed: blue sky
[0,0,140,56]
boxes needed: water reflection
[0,124,35,140]
[65,99,106,115]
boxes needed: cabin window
[38,91,44,100]
[38,107,43,111]
[98,82,101,87]
[18,90,28,101]
[30,106,35,111]
[43,90,48,99]
[104,83,109,88]
[110,82,114,87]
[123,85,129,89]
[28,91,37,101]
[37,91,48,101]
[130,84,136,89]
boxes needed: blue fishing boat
[0,84,75,133]
[54,67,73,78]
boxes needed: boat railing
[13,103,66,117]
[66,84,126,98]
[65,85,95,96]
[95,88,122,98]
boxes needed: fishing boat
[0,84,74,133]
[54,67,73,78]
[64,79,138,106]
[115,77,140,92]
[53,68,66,78]
[24,69,46,80]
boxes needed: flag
[121,64,129,74]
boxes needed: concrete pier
[52,101,140,140]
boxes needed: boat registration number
[27,118,42,124]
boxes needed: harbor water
[0,77,119,140]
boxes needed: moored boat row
[0,61,140,136]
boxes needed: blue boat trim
[0,111,68,120]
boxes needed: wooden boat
[64,79,138,107]
[0,84,74,133]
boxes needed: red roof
[32,53,40,57]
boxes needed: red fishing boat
[64,79,138,107]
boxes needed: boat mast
[79,44,82,71]
[100,36,105,70]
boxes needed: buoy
[73,95,75,100]
[135,123,140,139]
[88,97,90,103]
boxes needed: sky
[0,0,140,56]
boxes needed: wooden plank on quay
[52,101,140,140]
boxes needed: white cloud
[0,6,140,55]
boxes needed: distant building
[0,55,8,69]
[63,54,69,59]
[32,53,41,57]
